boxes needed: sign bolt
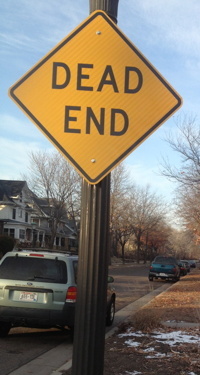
[96,31,101,35]
[91,159,96,163]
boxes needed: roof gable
[0,180,27,201]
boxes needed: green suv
[0,250,115,337]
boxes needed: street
[0,263,170,375]
[109,262,165,311]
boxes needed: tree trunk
[121,243,125,263]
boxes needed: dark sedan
[181,260,190,273]
[149,256,180,282]
[178,261,187,276]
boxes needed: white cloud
[0,138,32,179]
[119,1,200,59]
[0,113,53,179]
[0,137,53,180]
[0,113,51,142]
[0,0,88,57]
[125,161,175,198]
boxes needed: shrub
[0,236,15,258]
[132,308,163,332]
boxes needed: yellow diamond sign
[9,10,182,184]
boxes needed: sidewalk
[9,269,200,375]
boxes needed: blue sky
[1,0,200,205]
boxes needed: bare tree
[161,115,200,187]
[110,163,132,259]
[110,165,168,263]
[111,197,133,262]
[167,228,199,259]
[25,150,81,248]
[129,185,167,263]
[175,185,200,234]
[161,115,200,239]
[146,221,172,260]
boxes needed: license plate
[19,292,38,302]
[160,273,167,276]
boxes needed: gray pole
[71,177,110,375]
[90,0,119,23]
[71,2,119,375]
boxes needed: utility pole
[71,3,119,375]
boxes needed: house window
[12,209,16,220]
[61,238,65,247]
[25,212,28,223]
[10,229,15,238]
[19,229,25,240]
[3,228,8,236]
[3,228,15,238]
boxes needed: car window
[0,256,67,284]
[153,256,177,265]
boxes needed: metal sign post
[71,3,118,375]
[71,176,111,375]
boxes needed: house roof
[30,195,50,217]
[0,180,27,202]
[0,218,33,227]
[64,223,77,238]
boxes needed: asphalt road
[109,262,168,310]
[0,263,170,375]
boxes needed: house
[29,193,78,251]
[0,180,78,251]
[0,180,33,244]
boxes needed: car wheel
[0,322,11,337]
[106,298,115,326]
[148,276,153,281]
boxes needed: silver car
[0,249,115,337]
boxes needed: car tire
[0,322,11,337]
[148,276,153,281]
[106,298,115,326]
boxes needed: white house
[0,180,78,251]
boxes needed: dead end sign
[9,10,182,184]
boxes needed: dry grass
[117,270,200,334]
[130,269,200,326]
[131,308,163,332]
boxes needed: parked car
[178,261,187,276]
[188,260,196,268]
[0,250,116,337]
[149,256,180,282]
[180,260,190,273]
